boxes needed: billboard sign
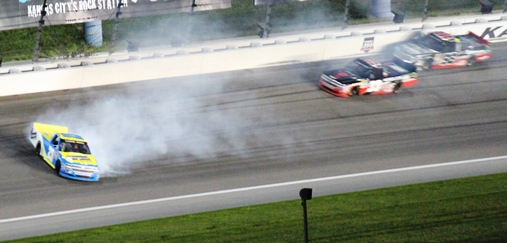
[0,0,231,31]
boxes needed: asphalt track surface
[1,42,507,240]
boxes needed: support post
[302,199,309,243]
[109,0,123,55]
[185,0,197,44]
[299,188,312,243]
[32,0,48,63]
[263,0,272,38]
[422,0,429,22]
[342,0,351,30]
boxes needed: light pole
[32,0,48,63]
[300,188,312,243]
[263,0,272,38]
[422,0,429,22]
[342,0,350,30]
[109,0,124,55]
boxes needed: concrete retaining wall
[1,13,506,97]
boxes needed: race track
[1,42,506,240]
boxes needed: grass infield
[8,173,507,243]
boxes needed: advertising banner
[0,0,231,30]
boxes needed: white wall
[0,14,506,97]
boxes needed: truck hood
[322,69,358,84]
[382,62,411,77]
[60,152,98,166]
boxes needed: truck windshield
[416,35,444,52]
[62,141,91,154]
[345,61,370,79]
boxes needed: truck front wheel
[422,59,433,70]
[55,161,61,175]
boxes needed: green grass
[0,0,497,62]
[7,173,507,243]
[2,1,505,242]
[0,24,104,62]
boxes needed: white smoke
[33,77,285,177]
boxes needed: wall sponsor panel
[0,0,231,30]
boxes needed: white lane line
[1,155,506,224]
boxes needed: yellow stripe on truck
[33,122,68,134]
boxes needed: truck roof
[34,122,68,134]
[356,57,382,68]
[430,31,455,42]
[58,133,86,142]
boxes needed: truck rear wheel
[35,143,41,156]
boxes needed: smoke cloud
[33,78,273,177]
[31,1,347,178]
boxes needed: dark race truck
[393,31,491,71]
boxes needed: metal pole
[109,0,123,55]
[185,0,197,43]
[32,0,48,63]
[263,0,272,38]
[191,0,197,12]
[302,199,309,243]
[342,0,351,30]
[299,188,312,243]
[422,0,429,22]
[504,0,507,13]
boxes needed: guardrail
[0,13,506,97]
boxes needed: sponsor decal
[336,72,349,77]
[67,156,90,161]
[30,128,37,139]
[367,80,382,92]
[23,0,133,18]
[480,26,507,39]
[1,0,229,29]
[360,37,374,53]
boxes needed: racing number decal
[48,147,57,162]
[368,80,383,92]
[48,147,54,160]
[441,52,458,64]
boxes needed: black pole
[185,0,197,44]
[422,0,429,22]
[299,188,312,243]
[342,0,350,30]
[302,199,309,243]
[109,0,123,55]
[32,0,48,63]
[263,0,272,38]
[504,0,507,13]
